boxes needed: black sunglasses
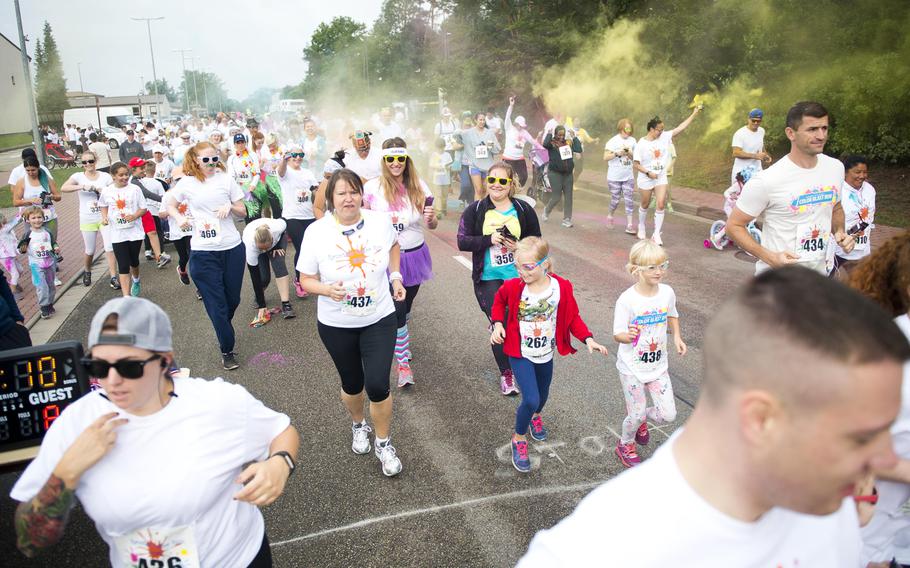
[82,159,96,164]
[81,354,162,379]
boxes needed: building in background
[66,92,171,124]
[0,32,32,137]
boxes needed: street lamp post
[131,16,164,119]
[77,62,84,92]
[173,48,192,113]
[189,56,200,111]
[197,59,209,114]
[13,0,44,165]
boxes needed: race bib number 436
[114,525,200,568]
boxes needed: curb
[575,179,726,223]
[25,249,106,331]
[0,143,34,154]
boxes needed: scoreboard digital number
[0,341,90,455]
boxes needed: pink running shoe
[294,279,307,298]
[615,441,641,467]
[500,369,519,396]
[397,364,414,388]
[635,422,650,446]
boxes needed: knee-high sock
[638,206,648,230]
[395,325,411,367]
[654,210,665,235]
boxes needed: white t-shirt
[736,154,844,274]
[376,122,403,144]
[88,142,113,168]
[363,178,432,251]
[518,433,862,568]
[166,172,244,251]
[836,180,875,261]
[138,177,166,215]
[434,119,459,151]
[518,276,560,363]
[10,377,290,568]
[731,125,766,181]
[613,284,678,382]
[99,184,147,243]
[605,134,636,182]
[345,147,383,181]
[227,150,260,190]
[278,166,318,220]
[633,131,674,184]
[8,164,52,187]
[243,217,287,266]
[70,171,113,224]
[153,157,175,181]
[296,209,397,328]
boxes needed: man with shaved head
[518,266,910,567]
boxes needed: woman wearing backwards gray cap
[11,297,299,567]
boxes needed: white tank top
[21,174,56,221]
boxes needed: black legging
[317,312,397,402]
[172,235,191,271]
[394,284,420,327]
[112,239,142,274]
[473,278,510,374]
[247,238,289,309]
[504,158,529,187]
[284,217,315,280]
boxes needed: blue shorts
[469,167,487,177]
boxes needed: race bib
[27,234,53,265]
[88,200,101,215]
[635,336,665,371]
[853,232,870,251]
[114,525,200,568]
[389,213,405,234]
[341,283,377,317]
[796,223,828,261]
[296,188,311,204]
[194,215,222,245]
[558,145,573,160]
[520,320,555,359]
[113,213,135,230]
[475,145,489,160]
[488,245,514,268]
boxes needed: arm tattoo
[14,474,75,558]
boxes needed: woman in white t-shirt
[632,107,701,246]
[11,296,299,567]
[243,217,295,324]
[832,155,876,277]
[61,151,117,288]
[277,142,319,298]
[100,162,148,298]
[12,156,62,244]
[363,138,438,388]
[165,142,248,371]
[297,168,407,478]
[603,119,637,234]
[159,169,195,290]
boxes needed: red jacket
[491,273,593,359]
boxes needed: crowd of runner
[3,97,904,567]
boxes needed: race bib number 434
[796,223,828,261]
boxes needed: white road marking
[271,480,605,547]
[452,254,473,270]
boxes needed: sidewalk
[575,169,905,247]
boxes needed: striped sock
[395,325,410,367]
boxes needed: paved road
[0,187,756,567]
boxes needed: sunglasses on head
[81,354,162,379]
[82,159,96,164]
[384,156,408,163]
[486,176,511,185]
[288,152,305,158]
[200,155,220,164]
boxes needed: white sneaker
[541,211,549,222]
[637,227,646,240]
[652,232,663,246]
[53,277,62,286]
[351,422,372,455]
[376,440,403,477]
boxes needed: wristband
[270,451,296,477]
[389,271,403,282]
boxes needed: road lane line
[271,480,605,547]
[452,254,473,270]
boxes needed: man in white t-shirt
[519,266,910,568]
[728,101,854,275]
[345,130,382,182]
[731,108,772,183]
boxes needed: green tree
[241,87,278,115]
[298,16,367,97]
[34,21,69,121]
[180,70,230,115]
[144,78,178,103]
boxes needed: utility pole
[131,16,164,119]
[173,48,192,113]
[189,56,200,112]
[77,62,84,92]
[197,59,209,114]
[14,0,45,165]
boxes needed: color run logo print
[335,234,376,278]
[789,185,838,213]
[122,528,193,567]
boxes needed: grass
[0,167,81,209]
[0,132,33,150]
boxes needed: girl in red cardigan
[491,236,609,473]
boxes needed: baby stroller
[527,147,550,200]
[45,142,77,170]
[704,167,762,251]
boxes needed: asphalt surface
[0,186,756,567]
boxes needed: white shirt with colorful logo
[836,179,875,261]
[613,284,678,382]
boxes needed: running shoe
[130,280,141,297]
[156,253,171,268]
[39,306,51,319]
[145,250,153,261]
[195,288,203,300]
[376,440,403,477]
[637,227,646,240]
[606,216,614,228]
[49,305,56,316]
[625,224,636,235]
[397,364,414,388]
[635,422,650,446]
[561,219,573,228]
[500,369,519,396]
[82,271,91,287]
[53,278,61,287]
[176,267,190,285]
[294,279,307,298]
[221,352,240,370]
[54,252,63,264]
[511,438,531,473]
[541,211,549,222]
[110,275,121,290]
[615,441,641,468]
[281,303,296,319]
[529,415,548,441]
[652,232,663,247]
[352,422,372,454]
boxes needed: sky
[0,0,384,101]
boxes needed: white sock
[131,276,140,283]
[353,420,366,428]
[654,210,665,234]
[638,207,648,229]
[376,436,389,447]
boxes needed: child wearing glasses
[490,236,609,473]
[612,239,687,468]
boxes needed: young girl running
[612,240,687,467]
[491,237,609,473]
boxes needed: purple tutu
[400,242,433,287]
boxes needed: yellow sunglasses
[486,176,511,185]
[384,156,408,163]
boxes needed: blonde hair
[254,224,273,247]
[486,162,518,198]
[379,137,425,212]
[515,236,554,272]
[617,118,633,134]
[21,205,45,221]
[626,240,668,274]
[183,142,226,182]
